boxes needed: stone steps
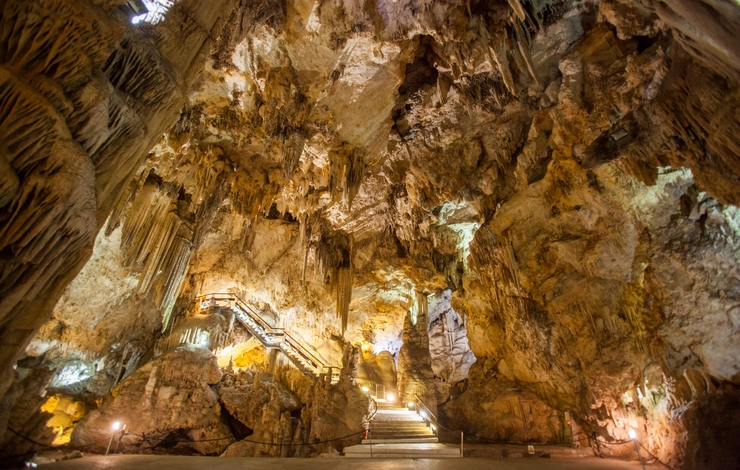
[366,433,433,439]
[341,403,463,458]
[361,437,439,444]
[369,425,431,431]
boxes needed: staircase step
[373,411,419,414]
[362,437,439,444]
[370,426,431,431]
[368,430,434,435]
[372,418,425,423]
[369,427,431,433]
[369,431,434,435]
[370,418,425,422]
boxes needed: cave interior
[1,0,740,468]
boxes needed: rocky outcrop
[60,340,369,457]
[398,294,436,412]
[443,362,568,444]
[428,290,475,388]
[218,368,305,457]
[0,368,56,453]
[70,345,232,455]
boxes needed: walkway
[42,455,647,470]
[195,293,339,381]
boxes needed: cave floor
[42,455,648,469]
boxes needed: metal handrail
[365,395,378,459]
[197,293,338,378]
[283,331,327,371]
[414,394,440,428]
[414,393,463,458]
[199,293,280,333]
[368,395,379,422]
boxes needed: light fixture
[628,429,646,470]
[609,127,629,142]
[386,393,395,403]
[361,386,369,393]
[106,422,122,455]
[407,402,414,409]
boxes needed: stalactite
[489,38,516,95]
[418,291,428,321]
[336,267,352,332]
[504,237,521,294]
[314,229,354,332]
[507,0,527,22]
[344,152,366,210]
[282,132,306,177]
[160,235,194,330]
[512,21,540,86]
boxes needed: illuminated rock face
[0,0,236,412]
[2,0,740,468]
[70,345,232,455]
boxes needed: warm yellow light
[430,424,436,431]
[112,421,121,431]
[407,402,414,408]
[387,393,395,403]
[420,411,426,419]
[361,386,369,393]
[628,429,637,439]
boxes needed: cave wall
[0,0,237,415]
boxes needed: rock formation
[2,1,740,469]
[0,0,236,416]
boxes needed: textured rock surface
[2,1,740,469]
[70,345,232,455]
[0,0,236,412]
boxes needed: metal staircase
[197,293,339,381]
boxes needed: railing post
[460,431,464,458]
